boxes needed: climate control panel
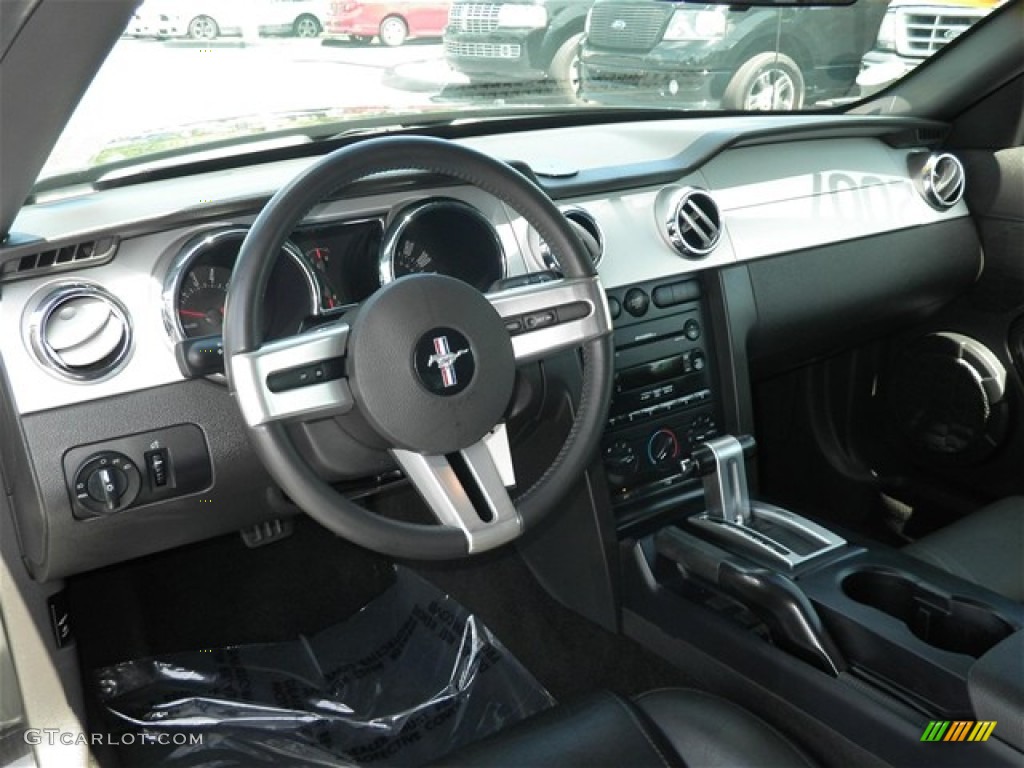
[602,277,720,503]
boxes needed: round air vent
[911,152,965,210]
[885,332,1007,462]
[666,188,722,258]
[27,283,132,381]
[536,207,604,269]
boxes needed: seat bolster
[634,689,816,768]
[431,691,683,768]
[904,496,1024,602]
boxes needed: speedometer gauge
[380,199,505,291]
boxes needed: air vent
[911,152,965,210]
[26,284,132,381]
[666,188,722,258]
[564,208,604,267]
[2,237,118,282]
[537,207,604,269]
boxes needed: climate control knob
[604,440,639,486]
[647,429,680,467]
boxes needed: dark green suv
[444,0,595,94]
[580,0,888,109]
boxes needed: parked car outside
[443,0,595,95]
[857,0,1002,95]
[579,0,888,109]
[325,0,452,46]
[128,0,327,40]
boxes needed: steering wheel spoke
[230,321,353,426]
[392,424,521,553]
[488,276,611,363]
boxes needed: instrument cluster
[163,198,506,342]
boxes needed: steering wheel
[224,136,613,559]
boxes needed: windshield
[38,0,1002,186]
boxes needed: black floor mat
[68,511,695,764]
[68,517,396,672]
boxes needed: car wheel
[293,14,321,38]
[187,15,220,40]
[379,16,408,47]
[549,33,583,102]
[722,52,805,111]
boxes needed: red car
[326,0,451,46]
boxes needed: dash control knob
[604,440,639,486]
[73,451,142,517]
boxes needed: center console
[617,430,1024,763]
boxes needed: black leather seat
[904,496,1024,602]
[435,689,815,767]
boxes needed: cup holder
[842,568,1014,657]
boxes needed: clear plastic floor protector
[94,568,555,767]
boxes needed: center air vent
[536,207,604,269]
[910,152,965,210]
[666,188,722,258]
[26,283,132,381]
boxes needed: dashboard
[0,114,980,579]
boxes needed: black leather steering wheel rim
[224,136,614,559]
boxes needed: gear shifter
[684,435,845,569]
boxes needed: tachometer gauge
[177,265,231,337]
[163,228,320,343]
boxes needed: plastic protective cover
[95,568,555,766]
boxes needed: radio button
[607,296,622,320]
[623,288,650,317]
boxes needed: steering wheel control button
[348,274,515,455]
[523,310,556,331]
[73,451,142,517]
[624,288,650,317]
[414,328,475,396]
[266,358,346,393]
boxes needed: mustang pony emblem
[428,336,469,388]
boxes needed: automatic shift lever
[680,435,756,525]
[683,434,845,569]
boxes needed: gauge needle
[179,310,209,318]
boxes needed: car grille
[895,8,987,57]
[447,3,501,35]
[587,4,672,52]
[445,40,522,59]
